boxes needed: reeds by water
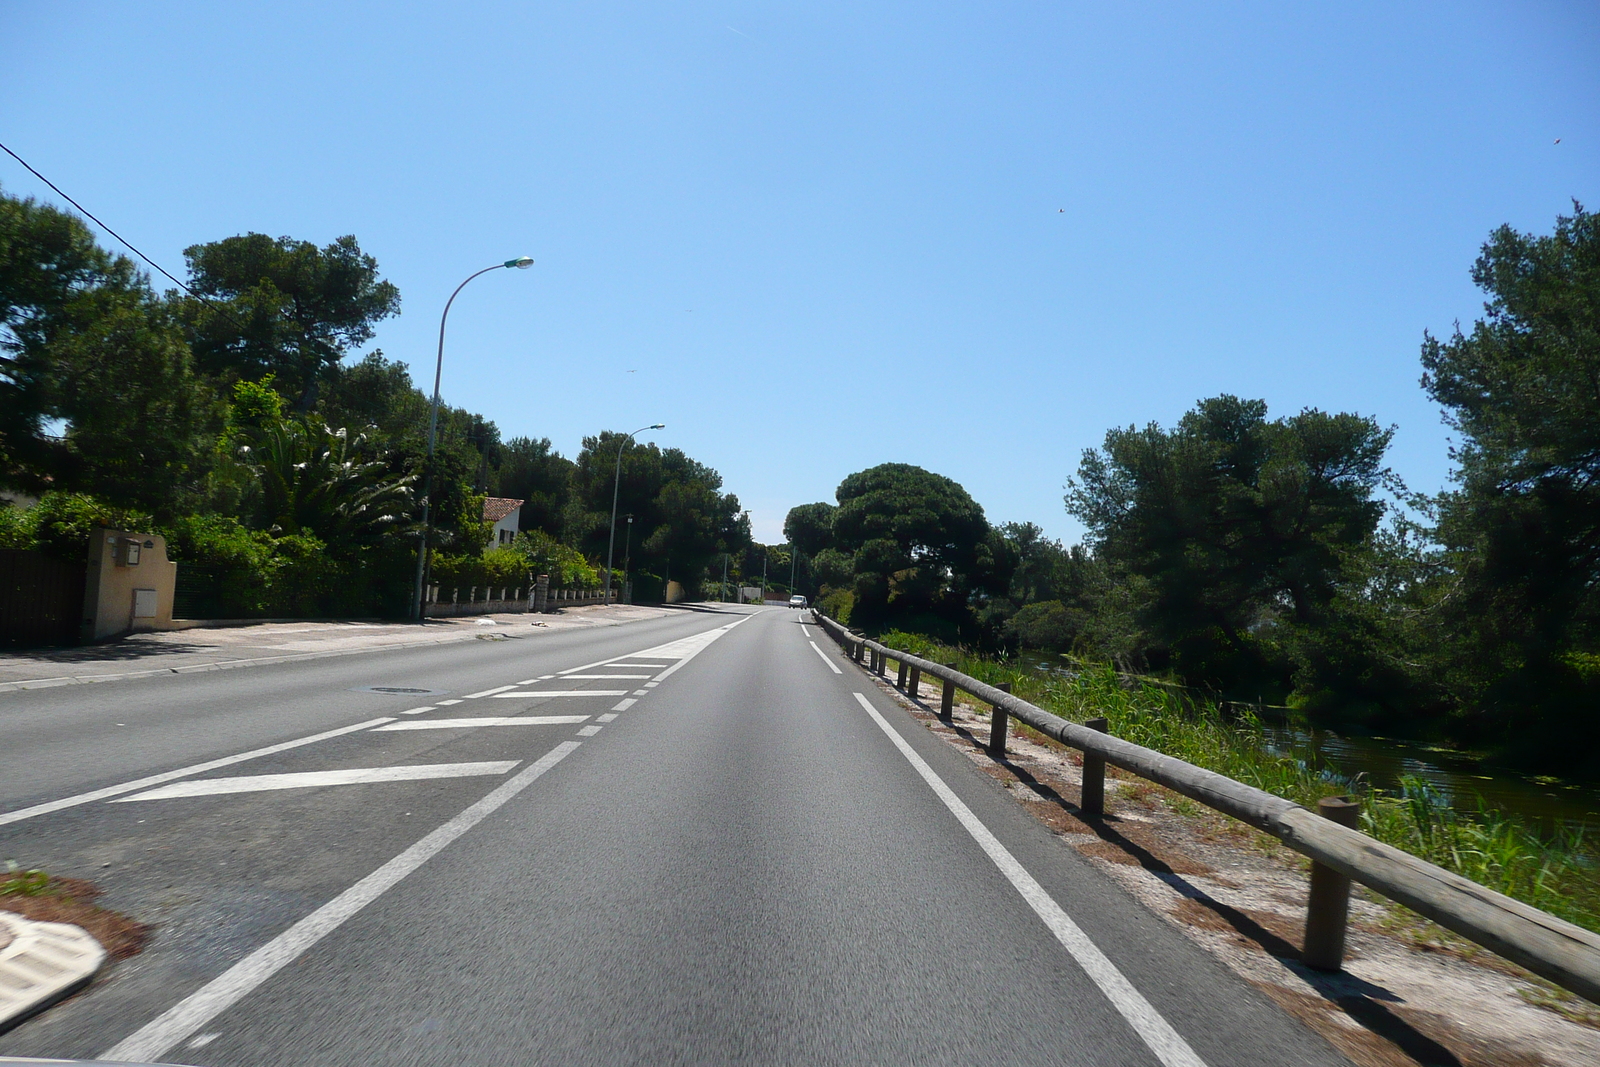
[879,630,1600,935]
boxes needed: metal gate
[172,562,226,620]
[0,549,87,647]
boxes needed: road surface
[0,605,1346,1065]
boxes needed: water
[1018,653,1600,837]
[1258,723,1600,838]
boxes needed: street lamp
[412,257,534,621]
[604,424,664,605]
[622,514,634,603]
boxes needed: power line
[0,139,201,299]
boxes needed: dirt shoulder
[868,666,1600,1067]
[0,604,675,691]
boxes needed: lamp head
[505,256,534,269]
[650,423,666,429]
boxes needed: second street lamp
[412,256,534,621]
[604,424,664,605]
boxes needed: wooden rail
[812,611,1600,1005]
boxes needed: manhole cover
[353,686,446,696]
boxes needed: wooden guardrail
[812,611,1600,1005]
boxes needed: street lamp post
[622,514,634,603]
[605,424,664,605]
[412,257,534,622]
[789,544,798,598]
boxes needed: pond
[1258,723,1600,838]
[1018,654,1600,837]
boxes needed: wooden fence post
[940,664,956,721]
[896,659,908,690]
[1303,796,1362,970]
[907,664,921,701]
[1080,717,1109,816]
[875,650,887,677]
[987,682,1012,756]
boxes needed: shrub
[816,586,854,625]
[18,493,150,560]
[0,503,32,549]
[1005,600,1084,651]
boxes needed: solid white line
[113,762,520,802]
[576,725,602,737]
[848,692,1207,1067]
[463,684,519,699]
[560,674,651,679]
[801,625,812,636]
[400,706,436,715]
[101,742,582,1063]
[488,689,628,698]
[611,698,636,711]
[0,718,397,827]
[596,713,618,723]
[372,716,588,731]
[809,640,843,674]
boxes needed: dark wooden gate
[0,549,87,647]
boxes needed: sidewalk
[0,605,675,692]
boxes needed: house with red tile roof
[483,497,524,550]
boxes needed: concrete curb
[0,913,106,1032]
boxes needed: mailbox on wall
[110,536,153,566]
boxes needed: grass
[1,861,150,960]
[876,630,1600,936]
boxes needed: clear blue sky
[4,2,1595,543]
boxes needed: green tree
[783,502,837,557]
[820,463,995,629]
[565,432,749,593]
[1419,203,1600,766]
[180,233,400,411]
[0,189,220,515]
[1068,396,1397,703]
[492,436,573,535]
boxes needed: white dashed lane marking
[611,698,636,711]
[809,641,843,674]
[605,663,667,668]
[400,706,436,715]
[463,684,520,698]
[576,725,603,737]
[597,714,618,723]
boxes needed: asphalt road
[0,606,1348,1066]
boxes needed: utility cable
[0,139,257,340]
[0,138,201,298]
